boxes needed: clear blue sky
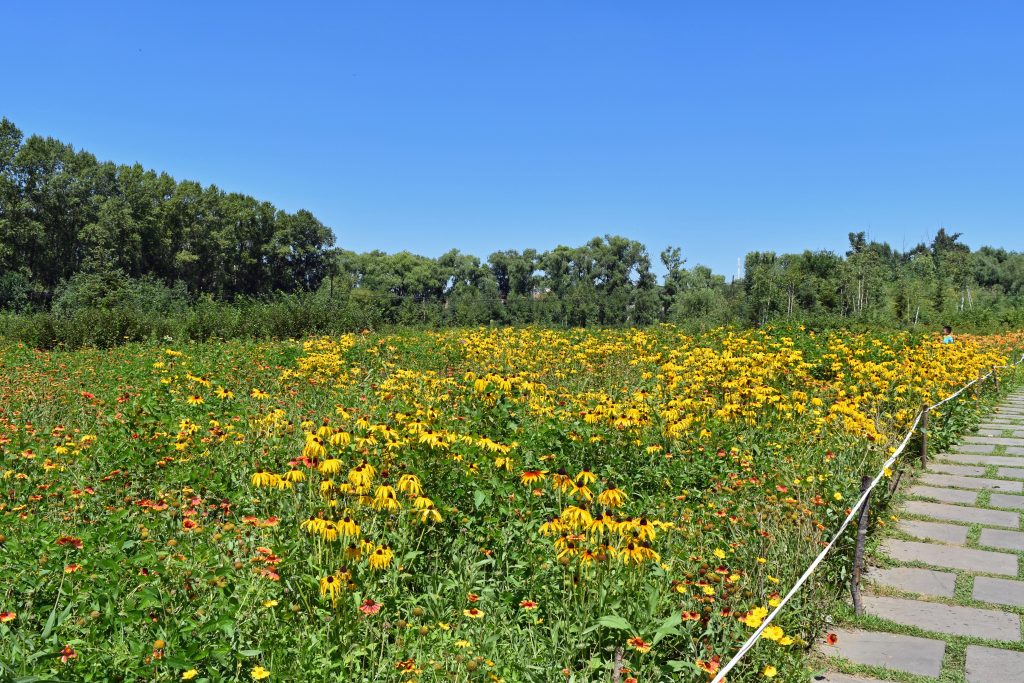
[5,1,1023,277]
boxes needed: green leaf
[597,615,633,632]
[652,612,682,644]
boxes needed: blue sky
[5,1,1023,276]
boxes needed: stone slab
[817,627,945,677]
[866,566,956,597]
[903,500,1020,528]
[928,463,986,476]
[919,472,1023,492]
[973,576,1024,608]
[963,435,1024,446]
[862,595,1021,640]
[990,492,1024,509]
[811,675,901,683]
[998,467,1024,479]
[956,445,1024,456]
[976,427,1016,436]
[953,443,998,454]
[897,519,969,544]
[979,527,1024,551]
[966,645,1024,683]
[906,485,978,504]
[938,453,1024,467]
[880,539,1017,575]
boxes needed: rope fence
[710,351,1024,683]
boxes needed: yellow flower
[713,548,726,559]
[368,545,394,570]
[319,574,343,606]
[596,484,627,508]
[250,666,271,680]
[762,665,777,678]
[761,625,784,642]
[397,474,422,496]
[181,670,199,680]
[262,600,278,608]
[463,608,485,619]
[833,491,843,501]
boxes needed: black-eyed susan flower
[416,503,442,523]
[368,545,393,570]
[463,608,484,619]
[372,485,400,512]
[550,469,574,493]
[337,516,360,537]
[319,458,343,475]
[597,483,626,508]
[328,429,351,447]
[302,436,326,459]
[348,462,374,488]
[250,471,278,487]
[574,468,596,485]
[319,574,343,606]
[412,496,434,510]
[589,512,618,535]
[559,506,592,529]
[397,474,421,496]
[538,517,563,536]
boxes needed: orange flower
[0,611,16,623]
[519,599,539,610]
[696,655,721,675]
[825,632,839,646]
[626,636,651,653]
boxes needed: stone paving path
[815,391,1024,682]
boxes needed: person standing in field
[941,325,954,344]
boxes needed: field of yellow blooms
[1,327,1022,683]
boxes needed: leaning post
[851,475,872,616]
[993,366,999,392]
[919,404,929,468]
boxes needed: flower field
[1,327,1022,682]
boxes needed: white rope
[710,351,1024,683]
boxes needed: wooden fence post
[920,405,929,468]
[851,475,872,616]
[993,366,999,392]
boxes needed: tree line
[0,118,334,308]
[2,116,1024,347]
